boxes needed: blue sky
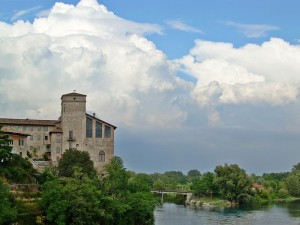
[1,0,300,174]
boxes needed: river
[154,201,300,225]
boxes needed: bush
[278,188,289,198]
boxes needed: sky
[1,0,300,175]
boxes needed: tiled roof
[0,118,59,126]
[49,128,63,134]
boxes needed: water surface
[154,202,300,225]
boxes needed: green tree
[153,179,165,191]
[58,149,96,178]
[0,153,37,183]
[286,173,300,196]
[214,164,253,204]
[187,169,201,180]
[0,126,13,163]
[128,173,152,192]
[0,178,17,224]
[191,172,218,197]
[41,171,103,225]
[101,156,157,225]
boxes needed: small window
[30,135,33,140]
[37,127,41,131]
[56,147,61,153]
[69,131,73,139]
[56,156,60,161]
[104,125,111,138]
[44,127,48,131]
[99,151,105,162]
[37,135,41,141]
[19,139,24,146]
[45,136,48,140]
[20,152,22,157]
[30,127,33,131]
[16,126,19,130]
[23,126,26,131]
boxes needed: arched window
[99,151,105,162]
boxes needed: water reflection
[155,201,300,225]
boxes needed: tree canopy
[214,164,253,204]
[58,148,96,178]
[0,126,13,163]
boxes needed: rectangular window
[45,136,48,140]
[69,131,73,140]
[30,126,33,131]
[56,156,60,161]
[96,122,102,138]
[37,127,41,131]
[16,126,19,130]
[104,125,111,138]
[56,147,61,153]
[37,135,41,141]
[18,139,24,146]
[43,126,48,131]
[30,135,33,140]
[86,117,93,138]
[23,126,26,131]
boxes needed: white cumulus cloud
[0,0,186,127]
[177,38,300,108]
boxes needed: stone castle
[0,92,116,172]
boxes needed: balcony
[67,137,75,141]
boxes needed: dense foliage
[214,164,253,204]
[58,148,97,178]
[41,156,157,225]
[41,172,103,225]
[0,179,17,225]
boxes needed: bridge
[151,190,193,204]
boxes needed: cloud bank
[178,38,300,108]
[0,0,185,127]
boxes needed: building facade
[0,92,116,172]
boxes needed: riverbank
[186,196,300,208]
[187,197,233,208]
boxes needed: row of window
[8,139,25,146]
[29,135,48,141]
[27,146,105,162]
[86,118,111,138]
[6,125,48,132]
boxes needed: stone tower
[60,92,116,172]
[61,92,87,152]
